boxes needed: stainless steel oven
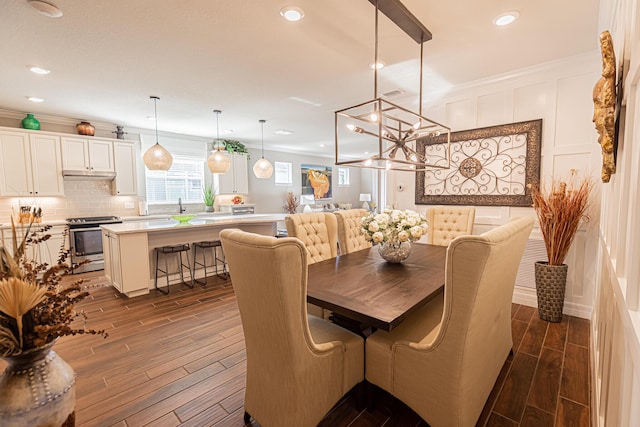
[67,216,122,273]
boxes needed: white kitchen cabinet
[61,136,114,173]
[218,153,248,194]
[112,142,138,195]
[1,224,68,268]
[0,130,64,196]
[102,229,148,296]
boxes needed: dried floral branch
[283,192,300,214]
[0,219,108,356]
[532,175,592,266]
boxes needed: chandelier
[335,0,450,172]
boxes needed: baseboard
[512,286,592,320]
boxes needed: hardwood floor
[1,274,591,426]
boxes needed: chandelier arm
[374,0,379,99]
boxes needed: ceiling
[1,0,600,156]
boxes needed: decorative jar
[0,341,76,426]
[378,240,412,263]
[21,114,40,130]
[76,121,95,136]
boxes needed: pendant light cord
[259,119,266,158]
[214,109,221,149]
[151,96,160,144]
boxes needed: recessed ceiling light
[28,65,51,75]
[493,11,519,26]
[319,144,325,148]
[275,129,294,135]
[28,0,63,18]
[223,129,235,134]
[280,6,304,22]
[27,96,44,103]
[369,61,385,70]
[146,115,156,121]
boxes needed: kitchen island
[101,214,286,297]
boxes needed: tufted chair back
[426,206,476,246]
[285,212,338,264]
[334,209,372,255]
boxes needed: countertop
[101,213,287,235]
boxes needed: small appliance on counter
[138,201,149,216]
[218,204,255,215]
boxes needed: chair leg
[243,411,251,424]
[155,250,168,295]
[182,250,194,288]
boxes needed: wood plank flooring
[0,273,591,426]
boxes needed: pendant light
[253,119,273,179]
[207,110,231,174]
[143,96,173,171]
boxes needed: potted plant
[203,184,216,212]
[283,192,299,214]
[0,219,107,425]
[531,175,592,322]
[222,140,250,159]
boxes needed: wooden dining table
[306,243,447,332]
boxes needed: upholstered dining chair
[365,216,534,427]
[285,212,339,318]
[285,212,338,263]
[425,205,476,246]
[334,208,372,254]
[220,229,364,427]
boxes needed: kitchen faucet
[178,198,186,213]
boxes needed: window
[274,161,292,185]
[142,133,207,204]
[146,156,204,203]
[338,167,350,186]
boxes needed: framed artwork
[415,119,542,207]
[301,164,332,199]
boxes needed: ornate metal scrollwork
[415,119,542,206]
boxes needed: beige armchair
[334,208,372,254]
[220,229,364,427]
[426,205,476,246]
[365,216,534,427]
[285,212,338,263]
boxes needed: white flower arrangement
[361,209,428,245]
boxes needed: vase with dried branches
[0,219,108,426]
[283,192,300,214]
[531,175,592,322]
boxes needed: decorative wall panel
[415,119,542,206]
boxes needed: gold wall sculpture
[593,30,617,183]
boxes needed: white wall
[386,52,603,318]
[590,0,640,425]
[244,147,363,214]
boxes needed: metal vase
[534,261,568,323]
[0,342,76,426]
[378,240,412,263]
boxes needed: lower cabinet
[1,224,68,268]
[102,230,149,296]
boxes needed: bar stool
[154,243,194,294]
[192,240,229,286]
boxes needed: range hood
[62,169,116,180]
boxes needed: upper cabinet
[218,153,248,194]
[61,136,114,173]
[0,130,64,196]
[112,142,138,195]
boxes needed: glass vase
[0,341,76,426]
[21,113,41,130]
[378,240,412,263]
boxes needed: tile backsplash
[0,179,140,221]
